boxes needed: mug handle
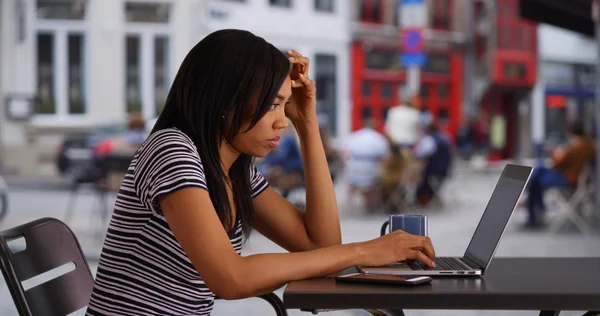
[380,220,389,236]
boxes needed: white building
[0,0,351,176]
[530,24,597,157]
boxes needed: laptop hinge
[461,256,482,270]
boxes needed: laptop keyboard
[409,257,469,271]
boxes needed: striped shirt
[86,128,269,315]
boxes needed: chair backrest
[0,218,94,316]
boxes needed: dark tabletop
[283,257,600,311]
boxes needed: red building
[351,0,538,157]
[351,0,462,138]
[475,0,537,159]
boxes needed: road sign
[400,0,426,28]
[402,28,424,53]
[401,53,427,67]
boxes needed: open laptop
[360,164,533,276]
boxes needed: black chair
[64,153,134,234]
[0,218,288,316]
[0,217,94,315]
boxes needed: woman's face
[229,76,292,158]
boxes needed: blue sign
[400,0,424,5]
[401,53,427,67]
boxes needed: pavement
[0,162,599,315]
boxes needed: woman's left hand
[285,50,317,127]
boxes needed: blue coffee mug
[380,214,428,236]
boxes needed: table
[283,258,600,316]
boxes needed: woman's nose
[274,113,288,130]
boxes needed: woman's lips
[267,137,280,148]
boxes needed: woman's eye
[271,104,280,110]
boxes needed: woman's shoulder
[146,127,195,146]
[135,128,201,164]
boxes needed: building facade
[531,23,597,156]
[0,0,351,176]
[350,0,464,138]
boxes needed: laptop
[360,164,533,276]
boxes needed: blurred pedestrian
[342,118,391,211]
[413,122,453,206]
[525,120,595,228]
[384,94,421,148]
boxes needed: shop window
[503,62,526,79]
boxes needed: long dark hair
[151,29,290,238]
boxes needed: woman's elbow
[210,277,250,300]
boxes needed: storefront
[350,43,463,138]
[543,61,595,147]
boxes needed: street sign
[402,28,424,53]
[401,53,427,67]
[400,0,426,28]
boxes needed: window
[419,85,429,99]
[125,33,171,117]
[36,0,86,20]
[359,0,382,23]
[315,54,337,135]
[438,85,448,98]
[362,81,372,97]
[503,62,526,79]
[423,55,450,73]
[361,106,372,120]
[438,108,449,121]
[154,37,169,116]
[37,33,55,114]
[36,31,87,116]
[381,83,392,99]
[125,2,171,23]
[315,0,334,12]
[365,49,401,70]
[126,36,142,113]
[542,62,575,88]
[382,106,390,121]
[68,34,85,114]
[431,0,451,29]
[270,0,291,8]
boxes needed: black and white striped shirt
[86,128,269,315]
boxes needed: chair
[0,218,288,316]
[0,217,94,315]
[64,153,132,236]
[546,165,596,234]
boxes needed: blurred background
[0,0,599,315]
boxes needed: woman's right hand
[356,230,436,268]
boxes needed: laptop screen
[463,165,532,270]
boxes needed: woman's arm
[162,187,435,300]
[294,120,341,248]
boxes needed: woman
[86,29,435,316]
